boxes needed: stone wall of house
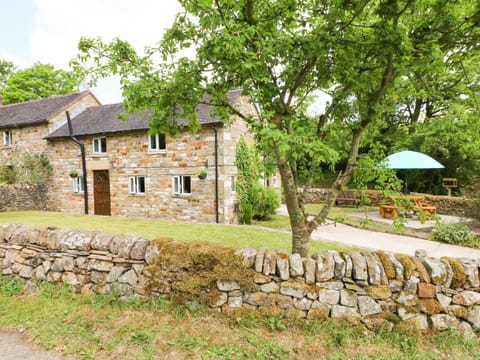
[2,223,480,333]
[45,122,247,223]
[219,97,253,224]
[0,93,100,165]
[0,184,55,212]
[0,124,50,165]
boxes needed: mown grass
[0,211,357,254]
[0,278,479,360]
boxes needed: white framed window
[148,133,166,152]
[129,175,145,194]
[173,175,191,195]
[72,176,84,193]
[93,137,107,154]
[3,130,12,147]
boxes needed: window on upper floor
[148,133,166,152]
[173,175,191,195]
[72,176,84,193]
[3,130,12,147]
[129,175,145,194]
[93,137,107,154]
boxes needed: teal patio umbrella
[383,150,444,193]
[384,150,444,170]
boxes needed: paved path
[0,330,62,359]
[277,206,480,259]
[309,221,480,258]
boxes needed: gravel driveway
[0,331,62,360]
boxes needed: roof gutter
[66,111,88,214]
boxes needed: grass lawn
[1,278,479,360]
[0,211,357,254]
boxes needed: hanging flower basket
[69,170,78,178]
[198,170,207,180]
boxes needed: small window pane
[100,138,107,152]
[93,137,107,154]
[158,134,166,150]
[129,177,135,193]
[150,134,157,150]
[173,176,180,194]
[138,176,145,193]
[183,176,191,193]
[173,175,191,195]
[3,131,12,146]
[129,176,145,194]
[73,177,84,193]
[149,133,166,152]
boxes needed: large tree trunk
[274,127,363,257]
[270,121,312,257]
[278,159,312,257]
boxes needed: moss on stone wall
[146,238,258,303]
[366,285,391,300]
[418,299,442,315]
[375,251,396,280]
[395,255,415,279]
[441,257,467,289]
[411,258,430,283]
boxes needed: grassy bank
[0,211,357,254]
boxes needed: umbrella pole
[402,171,409,194]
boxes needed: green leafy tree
[0,60,16,93]
[1,62,82,104]
[72,0,478,256]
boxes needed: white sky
[0,0,182,104]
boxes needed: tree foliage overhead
[0,62,82,105]
[73,0,479,256]
[0,60,16,93]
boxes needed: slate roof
[0,91,95,128]
[46,89,243,139]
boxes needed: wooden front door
[93,170,111,216]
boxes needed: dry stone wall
[1,223,480,333]
[0,184,55,212]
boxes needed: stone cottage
[0,91,101,166]
[45,89,251,224]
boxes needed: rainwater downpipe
[66,111,88,214]
[210,124,219,223]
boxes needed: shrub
[0,165,17,184]
[430,221,480,247]
[239,202,254,224]
[0,152,52,184]
[252,184,280,220]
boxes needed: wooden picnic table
[379,195,436,219]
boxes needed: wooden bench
[379,204,398,219]
[416,204,436,221]
[417,205,436,215]
[335,190,357,207]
